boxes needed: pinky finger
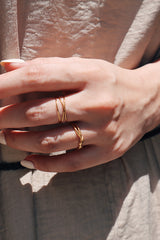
[21,146,102,172]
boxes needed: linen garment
[0,0,160,239]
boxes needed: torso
[20,0,142,62]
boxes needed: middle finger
[0,94,83,128]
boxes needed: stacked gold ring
[55,97,84,150]
[72,124,84,150]
[55,97,67,123]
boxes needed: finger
[0,94,83,128]
[3,123,96,153]
[0,59,25,72]
[0,57,85,99]
[21,146,104,172]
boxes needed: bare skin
[0,57,160,172]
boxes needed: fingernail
[20,160,35,169]
[0,59,25,66]
[0,131,7,145]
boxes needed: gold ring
[72,124,84,150]
[55,97,67,123]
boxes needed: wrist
[136,61,160,133]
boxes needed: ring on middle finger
[55,97,67,123]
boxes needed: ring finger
[3,123,96,153]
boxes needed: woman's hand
[0,57,160,172]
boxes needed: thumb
[0,59,25,72]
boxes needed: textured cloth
[0,1,160,239]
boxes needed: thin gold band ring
[55,97,67,123]
[72,124,84,150]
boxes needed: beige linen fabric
[0,1,160,239]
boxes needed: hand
[0,57,160,172]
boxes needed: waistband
[0,162,25,171]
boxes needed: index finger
[0,58,85,99]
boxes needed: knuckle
[38,135,60,153]
[25,105,46,122]
[100,94,123,121]
[106,121,118,137]
[112,136,130,158]
[104,94,119,110]
[109,97,123,120]
[23,64,42,87]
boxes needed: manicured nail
[0,59,25,66]
[20,160,35,169]
[0,131,6,145]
